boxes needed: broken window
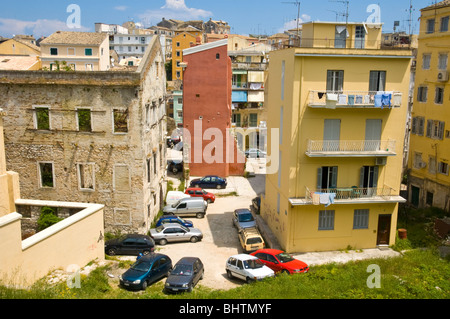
[77,109,92,132]
[39,162,54,188]
[113,109,128,133]
[35,107,50,130]
[77,163,95,190]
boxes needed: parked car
[245,149,266,158]
[185,187,215,203]
[251,249,309,275]
[119,253,172,290]
[155,215,193,228]
[168,160,183,174]
[166,191,190,206]
[238,227,265,253]
[167,136,181,147]
[225,254,275,283]
[163,197,208,219]
[150,223,203,245]
[165,257,204,293]
[233,208,257,230]
[190,175,227,189]
[105,234,155,256]
[252,196,261,214]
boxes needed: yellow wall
[172,32,198,80]
[0,39,40,56]
[408,4,450,209]
[263,43,412,252]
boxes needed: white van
[163,197,208,219]
[166,191,190,206]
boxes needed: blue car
[156,215,194,228]
[232,208,257,230]
[119,253,172,290]
[190,175,227,189]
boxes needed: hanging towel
[364,95,371,104]
[355,95,363,104]
[318,92,325,99]
[374,94,383,108]
[338,94,347,104]
[312,192,320,205]
[319,193,329,205]
[348,95,355,105]
[382,93,392,108]
[327,93,338,101]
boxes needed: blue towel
[348,95,355,105]
[381,94,392,108]
[374,94,383,108]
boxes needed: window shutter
[326,71,333,91]
[331,167,338,189]
[338,71,344,92]
[426,119,433,137]
[373,166,379,189]
[411,117,417,134]
[419,117,425,136]
[360,167,365,188]
[317,168,323,190]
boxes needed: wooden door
[377,214,391,245]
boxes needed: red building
[182,39,245,177]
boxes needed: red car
[250,249,309,274]
[185,187,215,203]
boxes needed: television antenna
[329,0,349,25]
[282,1,301,38]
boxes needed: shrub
[37,207,62,231]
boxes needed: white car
[225,254,275,283]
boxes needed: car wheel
[187,284,193,293]
[172,167,178,174]
[246,277,254,284]
[206,199,212,204]
[200,270,204,280]
[196,213,204,219]
[216,185,222,189]
[226,270,233,279]
[107,248,116,256]
[190,236,199,243]
[281,269,290,275]
[195,184,200,188]
[142,250,151,255]
[159,239,168,245]
[142,280,148,290]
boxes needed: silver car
[150,223,203,245]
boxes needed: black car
[252,196,261,214]
[164,257,204,293]
[105,234,155,256]
[168,160,183,174]
[190,175,227,189]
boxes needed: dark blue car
[190,175,227,189]
[164,257,204,293]
[119,253,172,290]
[156,215,193,228]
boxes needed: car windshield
[155,225,164,233]
[171,199,181,208]
[275,252,295,263]
[202,190,208,195]
[247,237,262,244]
[131,260,150,272]
[243,259,264,269]
[238,213,254,222]
[171,264,193,276]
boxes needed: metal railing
[306,139,396,154]
[308,90,402,108]
[305,185,396,202]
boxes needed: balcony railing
[308,90,402,109]
[306,139,396,157]
[304,185,396,203]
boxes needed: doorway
[376,214,391,245]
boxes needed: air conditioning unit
[419,162,427,169]
[375,157,387,166]
[437,71,449,82]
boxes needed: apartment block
[262,21,412,253]
[407,0,450,210]
[0,36,167,234]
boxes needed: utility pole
[330,0,349,25]
[282,1,301,45]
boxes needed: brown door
[377,214,391,245]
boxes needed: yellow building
[40,31,110,71]
[262,21,413,253]
[172,28,202,81]
[408,1,450,210]
[0,38,40,56]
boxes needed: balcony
[308,91,402,109]
[288,186,406,206]
[306,139,396,157]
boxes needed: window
[50,63,58,71]
[411,116,425,136]
[438,53,448,70]
[427,19,435,33]
[34,107,50,130]
[147,158,151,183]
[355,25,365,49]
[426,120,445,140]
[249,113,258,127]
[426,192,434,206]
[327,70,344,92]
[176,42,180,47]
[113,109,128,133]
[176,51,181,57]
[414,152,424,169]
[438,161,449,175]
[85,48,93,56]
[216,53,220,59]
[38,162,54,188]
[77,108,92,132]
[85,64,94,71]
[317,166,338,190]
[114,164,131,192]
[77,163,95,190]
[232,113,241,127]
[335,26,347,48]
[369,71,386,92]
[50,48,58,56]
[67,48,75,56]
[441,16,449,32]
[417,86,428,102]
[435,87,444,104]
[422,54,431,70]
[353,209,369,229]
[319,210,335,230]
[428,156,437,174]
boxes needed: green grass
[1,248,448,299]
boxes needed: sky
[0,0,439,39]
